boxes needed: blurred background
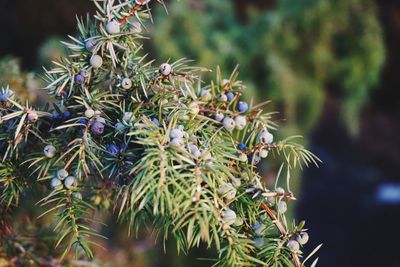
[1,0,399,266]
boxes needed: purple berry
[226,92,234,102]
[237,101,249,113]
[91,122,104,135]
[151,117,161,126]
[75,75,85,85]
[106,144,119,155]
[0,93,9,102]
[237,143,247,150]
[77,118,88,126]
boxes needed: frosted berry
[217,183,236,200]
[85,39,96,52]
[75,74,85,85]
[80,69,90,78]
[200,89,212,101]
[222,117,235,131]
[222,209,236,225]
[27,111,38,123]
[106,20,121,34]
[277,200,287,214]
[57,169,69,180]
[238,153,247,162]
[226,92,234,102]
[121,78,132,89]
[51,178,62,190]
[84,109,95,118]
[237,101,249,113]
[107,144,119,155]
[258,130,273,144]
[252,221,266,236]
[231,177,242,188]
[123,112,134,122]
[91,122,105,135]
[188,102,200,115]
[90,55,103,69]
[115,122,125,132]
[276,187,285,195]
[170,137,184,148]
[234,115,247,130]
[95,117,106,124]
[44,145,56,158]
[248,154,261,165]
[296,232,309,245]
[160,63,172,76]
[170,128,184,139]
[253,237,266,249]
[287,240,300,252]
[64,176,77,190]
[214,112,224,122]
[189,144,201,159]
[219,93,228,102]
[259,149,269,158]
[151,117,161,126]
[74,192,83,200]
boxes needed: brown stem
[260,203,303,267]
[119,0,146,25]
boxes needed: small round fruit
[27,112,38,123]
[75,74,85,85]
[51,178,62,190]
[258,130,273,144]
[276,187,285,195]
[287,240,300,252]
[170,128,184,139]
[234,115,247,130]
[91,122,105,135]
[84,109,95,118]
[226,92,234,102]
[214,112,224,122]
[296,232,309,245]
[170,137,184,148]
[238,153,247,162]
[189,144,201,159]
[64,176,77,190]
[57,169,69,180]
[85,39,96,52]
[277,200,287,214]
[107,144,119,155]
[90,55,103,69]
[74,192,83,200]
[151,117,161,126]
[0,92,9,102]
[188,102,200,115]
[237,143,247,151]
[222,117,235,131]
[219,94,228,102]
[237,101,249,113]
[44,145,56,158]
[217,183,236,200]
[115,122,125,132]
[233,216,244,227]
[160,63,172,76]
[106,20,120,34]
[252,222,266,236]
[95,117,106,124]
[200,89,212,101]
[222,209,236,226]
[80,69,90,78]
[259,149,269,158]
[121,78,132,89]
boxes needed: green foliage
[1,0,321,266]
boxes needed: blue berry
[237,101,249,113]
[63,111,72,119]
[237,143,247,150]
[77,118,88,125]
[106,144,119,155]
[0,93,9,102]
[226,92,234,102]
[75,75,85,85]
[151,117,161,126]
[91,122,105,135]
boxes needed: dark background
[1,0,399,266]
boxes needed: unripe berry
[57,169,69,180]
[27,111,38,123]
[64,176,77,190]
[259,149,269,158]
[75,74,85,85]
[237,101,249,113]
[258,130,273,144]
[214,112,224,122]
[238,153,247,162]
[90,55,103,69]
[91,122,105,135]
[217,183,236,200]
[106,20,121,34]
[277,200,287,214]
[170,137,184,148]
[222,209,236,226]
[287,240,300,252]
[234,115,247,130]
[121,78,132,89]
[222,117,235,131]
[51,178,62,190]
[200,89,212,101]
[80,69,90,78]
[188,102,200,115]
[160,63,172,76]
[85,39,96,52]
[253,237,266,249]
[219,93,228,102]
[84,109,95,118]
[226,92,234,102]
[44,145,56,158]
[296,232,309,245]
